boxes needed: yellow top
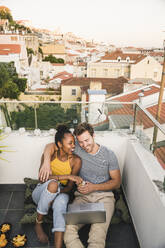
[50,156,71,185]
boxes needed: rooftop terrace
[0,101,165,248]
[0,184,139,248]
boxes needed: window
[154,71,157,78]
[71,89,76,96]
[11,36,18,41]
[103,69,108,77]
[115,69,120,77]
[126,57,130,63]
[40,71,43,78]
[124,72,129,78]
[91,68,96,77]
[117,56,121,62]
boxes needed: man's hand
[77,181,95,194]
[39,162,52,182]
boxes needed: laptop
[63,202,106,225]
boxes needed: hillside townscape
[0,5,164,166]
[0,6,164,101]
[0,4,165,248]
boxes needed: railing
[0,100,165,168]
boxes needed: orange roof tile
[77,62,86,66]
[154,147,165,169]
[49,71,73,81]
[101,51,146,63]
[0,44,21,55]
[67,53,78,57]
[90,49,99,53]
[146,102,165,126]
[112,85,160,102]
[61,76,127,95]
[107,102,165,130]
[149,51,164,57]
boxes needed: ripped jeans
[32,179,69,233]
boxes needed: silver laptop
[63,202,106,225]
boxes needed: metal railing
[0,100,165,167]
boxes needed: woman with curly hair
[32,124,82,248]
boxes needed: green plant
[0,131,13,162]
[0,62,27,99]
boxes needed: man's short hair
[74,122,94,137]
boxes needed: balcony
[0,100,165,248]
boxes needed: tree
[58,58,64,63]
[26,48,34,56]
[43,55,64,64]
[0,6,13,22]
[0,63,10,88]
[0,80,20,99]
[13,77,27,92]
[0,62,27,99]
[38,47,43,56]
[10,104,81,130]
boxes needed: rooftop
[101,51,146,63]
[0,44,21,55]
[0,184,139,248]
[109,84,160,102]
[61,76,127,95]
[0,100,165,248]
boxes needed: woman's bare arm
[39,143,57,182]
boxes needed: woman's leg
[52,193,69,248]
[54,232,64,248]
[32,180,60,243]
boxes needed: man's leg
[87,192,115,248]
[64,224,84,248]
[64,192,87,248]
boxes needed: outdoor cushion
[20,178,53,224]
[20,177,131,225]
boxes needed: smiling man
[40,122,121,248]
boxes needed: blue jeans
[32,179,69,232]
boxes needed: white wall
[0,132,54,183]
[123,141,165,248]
[133,89,165,108]
[130,56,162,81]
[0,131,127,183]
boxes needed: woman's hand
[39,162,52,182]
[49,175,59,181]
[68,175,83,185]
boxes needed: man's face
[76,130,95,154]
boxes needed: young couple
[32,122,121,248]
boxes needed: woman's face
[60,133,75,155]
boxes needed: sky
[1,0,165,48]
